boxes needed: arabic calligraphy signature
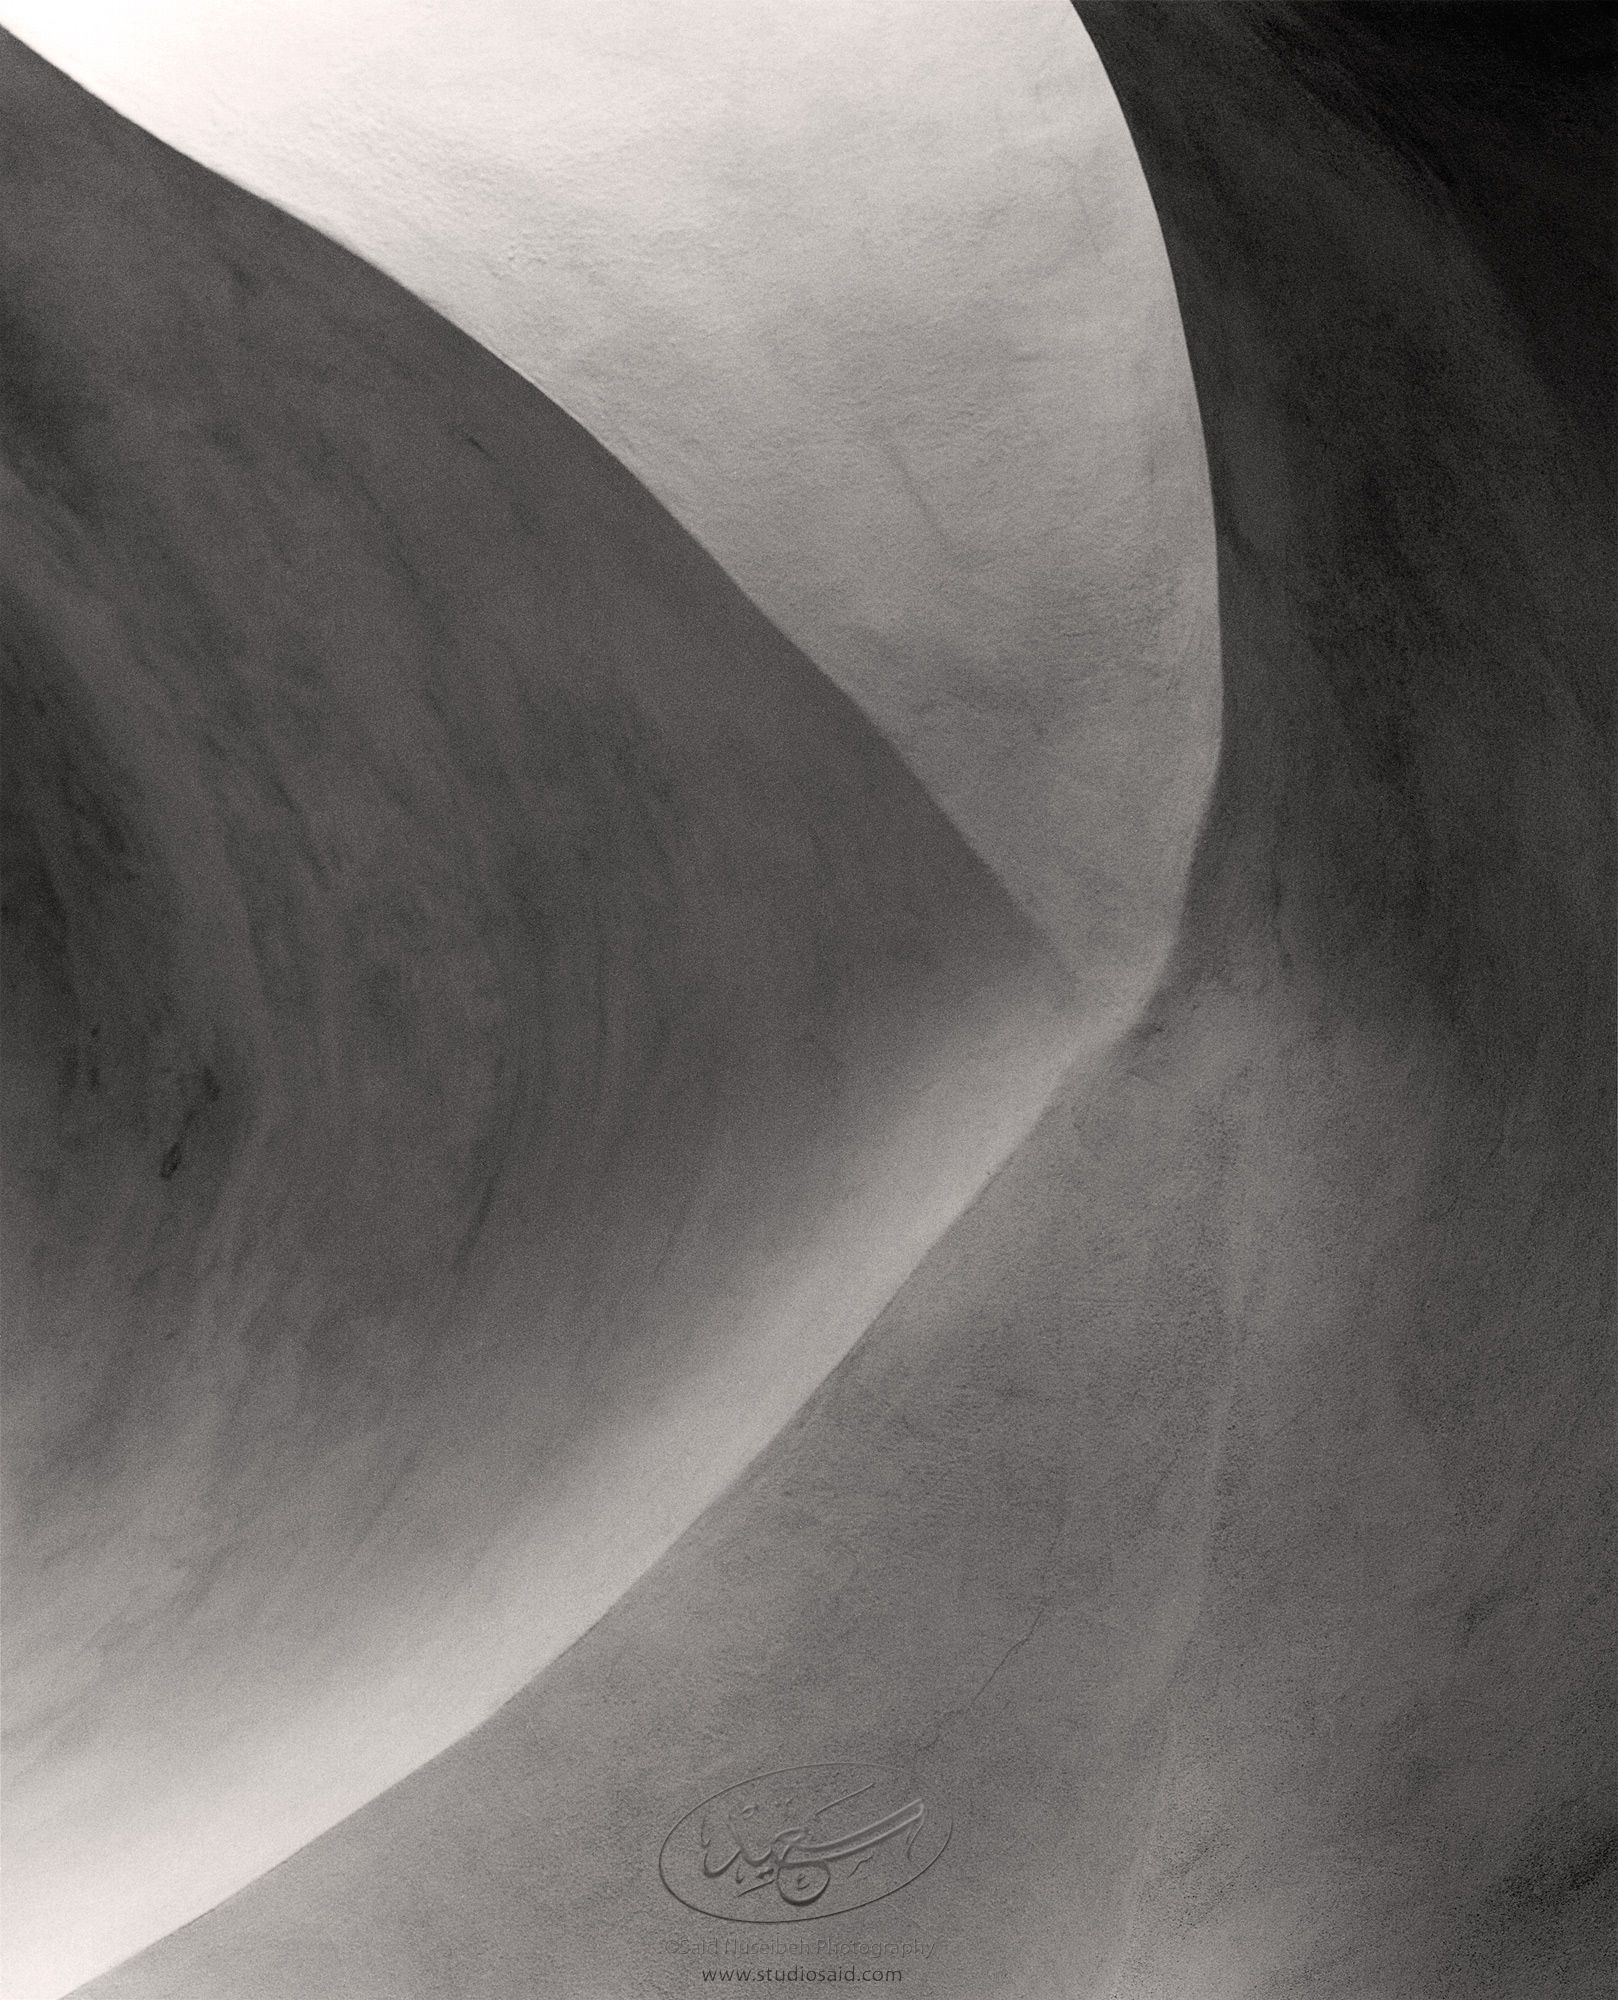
[660,1762,952,1923]
[697,1779,927,1910]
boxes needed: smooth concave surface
[70,6,1613,1999]
[0,31,1105,1997]
[6,3,1615,1998]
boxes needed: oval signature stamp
[660,1764,951,1923]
